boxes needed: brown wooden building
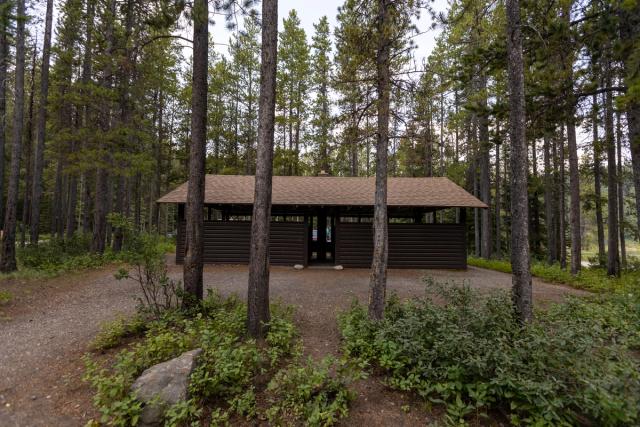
[158,175,486,269]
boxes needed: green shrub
[266,357,356,426]
[468,256,640,294]
[90,315,148,351]
[84,293,350,426]
[338,280,640,426]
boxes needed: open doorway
[308,209,335,265]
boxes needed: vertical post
[460,207,468,267]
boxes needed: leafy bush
[85,293,353,426]
[468,256,640,294]
[90,316,148,351]
[266,357,356,426]
[339,280,640,426]
[115,233,183,318]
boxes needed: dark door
[308,209,335,264]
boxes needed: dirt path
[0,262,587,426]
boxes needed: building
[158,175,486,269]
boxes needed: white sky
[209,0,449,62]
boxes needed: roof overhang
[158,175,488,209]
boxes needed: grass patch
[468,256,640,293]
[0,290,12,305]
[85,293,355,426]
[339,280,640,426]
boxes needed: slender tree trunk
[566,114,581,274]
[617,112,626,266]
[0,0,25,272]
[592,95,606,265]
[505,0,532,323]
[619,1,640,240]
[247,0,278,338]
[92,0,116,253]
[0,0,8,229]
[183,0,208,303]
[605,67,620,277]
[21,44,37,247]
[495,139,501,257]
[543,133,557,263]
[80,0,95,236]
[479,74,491,259]
[29,0,53,245]
[368,0,391,321]
[558,127,567,268]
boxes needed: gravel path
[0,262,587,426]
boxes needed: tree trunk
[505,0,532,323]
[0,0,8,229]
[495,138,501,257]
[368,0,391,321]
[479,74,491,259]
[592,95,605,265]
[21,43,37,247]
[616,111,626,267]
[604,67,620,277]
[247,0,278,338]
[29,0,53,245]
[543,133,557,263]
[619,1,640,241]
[183,0,208,304]
[80,0,95,236]
[92,0,116,253]
[566,113,581,274]
[0,0,25,272]
[558,127,567,269]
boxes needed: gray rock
[334,265,344,270]
[293,264,304,270]
[131,348,202,427]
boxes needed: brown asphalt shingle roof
[158,175,487,208]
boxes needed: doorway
[308,209,335,264]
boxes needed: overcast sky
[209,0,449,62]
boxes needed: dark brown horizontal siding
[336,223,466,269]
[176,221,306,266]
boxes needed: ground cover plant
[85,291,355,426]
[339,279,640,426]
[5,215,175,279]
[467,256,640,294]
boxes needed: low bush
[90,315,149,351]
[468,256,640,294]
[266,357,355,426]
[85,293,353,426]
[339,280,640,426]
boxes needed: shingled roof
[158,175,487,208]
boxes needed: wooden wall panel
[176,221,306,266]
[335,223,467,269]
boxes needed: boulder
[293,264,304,270]
[131,348,202,427]
[334,265,344,270]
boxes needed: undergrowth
[338,279,640,426]
[6,219,174,280]
[85,292,355,426]
[467,256,640,293]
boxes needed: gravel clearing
[0,261,587,426]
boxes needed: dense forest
[0,0,638,282]
[2,0,640,425]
